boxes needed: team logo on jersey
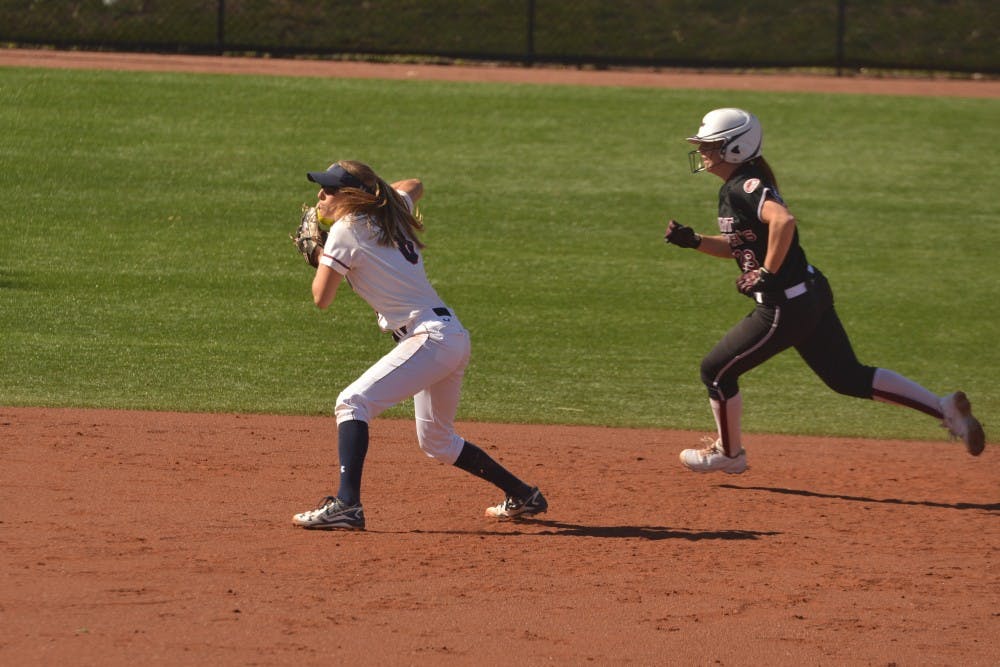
[743,178,761,194]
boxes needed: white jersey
[319,191,446,332]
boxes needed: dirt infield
[2,408,997,665]
[1,51,998,665]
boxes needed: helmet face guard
[686,108,762,173]
[687,140,723,173]
[687,149,705,173]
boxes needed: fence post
[217,0,226,53]
[526,0,535,66]
[836,0,846,76]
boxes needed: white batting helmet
[686,108,763,172]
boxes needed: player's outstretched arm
[694,235,736,259]
[664,219,731,259]
[391,178,423,204]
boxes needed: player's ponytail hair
[751,156,779,190]
[329,160,426,249]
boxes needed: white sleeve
[396,189,414,213]
[319,221,357,275]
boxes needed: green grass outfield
[1,66,997,442]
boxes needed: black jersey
[717,161,811,290]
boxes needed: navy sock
[453,441,531,498]
[336,420,369,506]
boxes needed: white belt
[754,266,815,304]
[392,306,452,340]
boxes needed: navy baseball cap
[307,164,369,192]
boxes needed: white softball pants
[335,315,470,464]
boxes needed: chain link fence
[1,0,997,74]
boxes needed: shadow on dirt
[527,520,779,540]
[405,520,779,541]
[718,484,1000,511]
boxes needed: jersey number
[397,240,419,265]
[734,249,759,272]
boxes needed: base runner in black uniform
[663,108,986,473]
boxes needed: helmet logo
[743,178,761,193]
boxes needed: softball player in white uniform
[292,160,547,530]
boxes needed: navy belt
[392,307,451,340]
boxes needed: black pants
[701,274,877,401]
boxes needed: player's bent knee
[821,372,873,399]
[335,391,370,424]
[700,363,718,387]
[702,372,738,399]
[416,425,464,464]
